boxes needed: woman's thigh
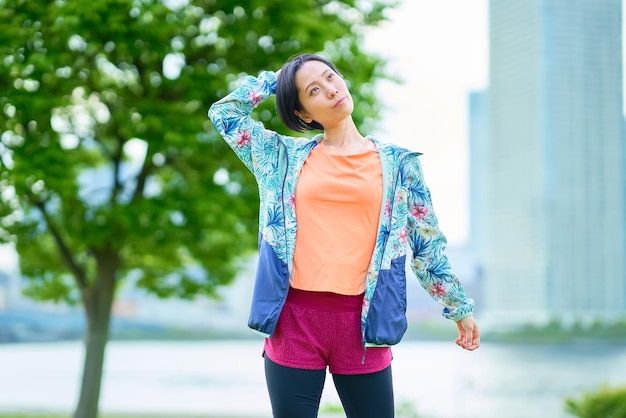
[264,355,327,418]
[332,365,395,418]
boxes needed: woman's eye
[310,87,319,95]
[328,73,334,79]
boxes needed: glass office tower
[482,0,625,324]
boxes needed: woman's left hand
[455,315,480,351]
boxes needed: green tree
[0,0,395,416]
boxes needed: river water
[0,340,624,418]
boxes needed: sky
[365,0,489,245]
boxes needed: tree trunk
[74,251,119,418]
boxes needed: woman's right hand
[455,315,480,351]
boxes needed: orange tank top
[290,140,383,295]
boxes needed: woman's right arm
[208,71,281,176]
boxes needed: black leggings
[264,356,394,418]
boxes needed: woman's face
[293,60,353,130]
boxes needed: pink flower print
[431,282,446,297]
[410,204,428,220]
[399,227,407,244]
[249,91,262,107]
[288,194,295,208]
[237,130,251,147]
[395,192,402,202]
[384,200,391,217]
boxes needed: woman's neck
[322,119,365,150]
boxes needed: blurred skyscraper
[472,0,626,326]
[468,91,489,277]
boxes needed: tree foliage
[0,0,394,301]
[565,385,626,418]
[1,0,396,415]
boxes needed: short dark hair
[276,54,342,132]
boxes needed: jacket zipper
[270,139,291,338]
[362,151,418,352]
[280,139,291,273]
[272,137,317,336]
[379,152,415,262]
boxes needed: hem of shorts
[263,350,327,371]
[263,351,392,375]
[330,359,393,376]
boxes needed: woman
[209,53,480,418]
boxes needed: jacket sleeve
[404,156,475,322]
[208,71,283,180]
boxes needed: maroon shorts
[263,287,392,375]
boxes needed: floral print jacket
[208,71,474,347]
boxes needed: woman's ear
[294,109,312,123]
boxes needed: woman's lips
[334,97,346,107]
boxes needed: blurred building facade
[468,91,489,280]
[473,0,626,326]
